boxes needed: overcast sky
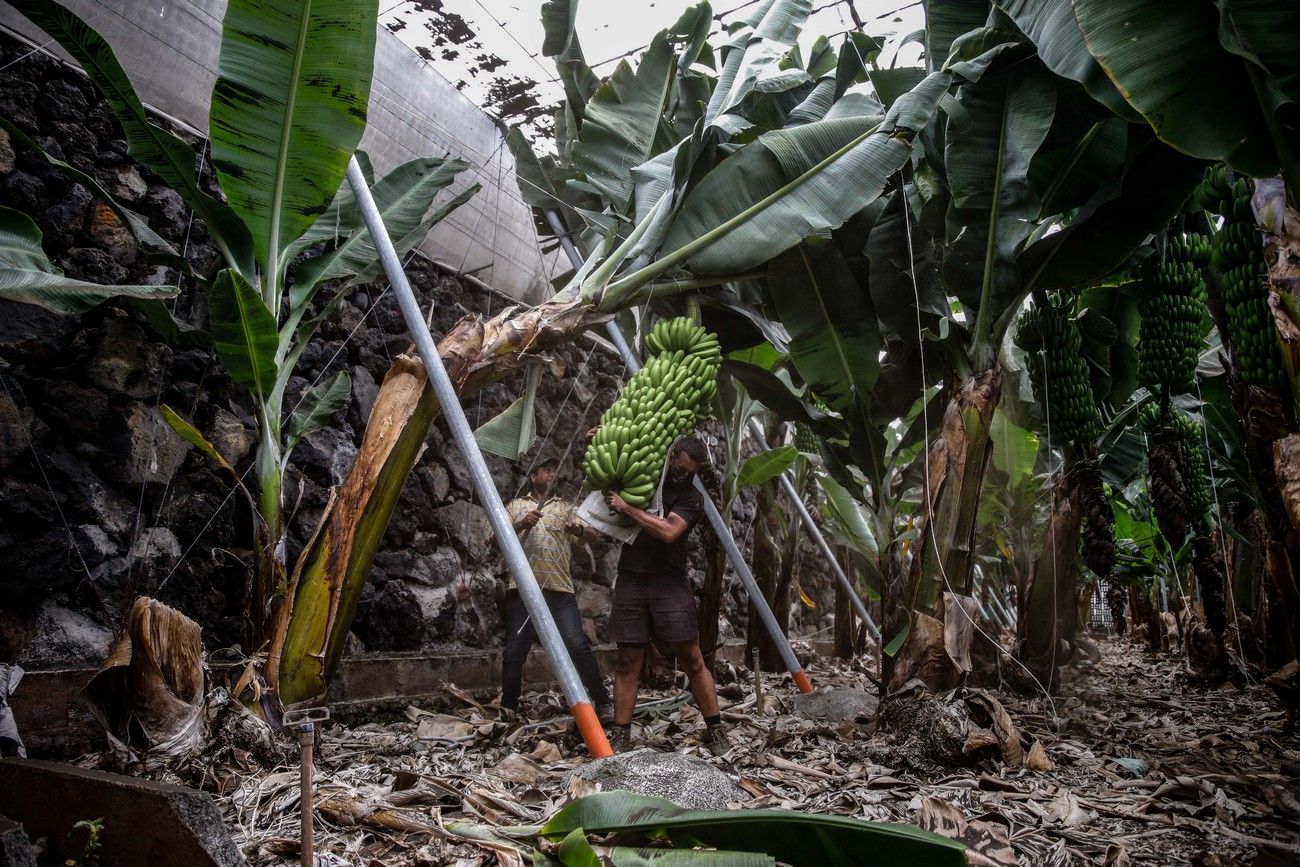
[382,0,926,139]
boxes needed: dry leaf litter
[75,638,1300,866]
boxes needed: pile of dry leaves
[123,638,1300,865]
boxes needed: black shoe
[703,725,731,756]
[609,726,631,752]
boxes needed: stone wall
[0,38,839,672]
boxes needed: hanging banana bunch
[1137,244,1207,397]
[581,317,721,508]
[1205,173,1286,390]
[1075,458,1116,578]
[1016,300,1113,576]
[1015,302,1103,446]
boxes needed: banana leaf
[922,0,991,71]
[993,0,1138,120]
[4,0,254,274]
[542,0,601,128]
[1211,0,1300,204]
[208,269,278,402]
[1071,0,1276,176]
[1016,132,1203,299]
[537,791,966,867]
[474,364,542,460]
[0,207,177,314]
[705,0,812,125]
[285,371,352,454]
[767,237,880,414]
[290,156,471,306]
[210,0,378,279]
[572,32,677,211]
[942,64,1056,337]
[638,73,951,286]
[737,445,798,489]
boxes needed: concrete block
[0,759,244,866]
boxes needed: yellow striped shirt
[505,496,579,593]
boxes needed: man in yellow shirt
[501,458,611,718]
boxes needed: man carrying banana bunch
[500,457,612,721]
[604,436,731,756]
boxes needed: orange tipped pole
[572,702,613,756]
[792,670,814,694]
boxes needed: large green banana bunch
[1015,303,1102,445]
[1137,246,1207,396]
[581,317,721,507]
[1210,179,1285,389]
[794,422,819,454]
[1173,410,1212,523]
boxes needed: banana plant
[5,0,478,649]
[274,0,1300,702]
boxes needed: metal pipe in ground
[541,209,811,693]
[746,420,881,643]
[347,161,611,758]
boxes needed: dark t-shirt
[618,477,703,578]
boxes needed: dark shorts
[610,571,698,645]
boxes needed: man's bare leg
[613,645,645,726]
[672,640,720,718]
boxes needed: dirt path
[216,638,1300,865]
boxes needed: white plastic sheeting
[0,0,557,302]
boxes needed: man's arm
[607,493,689,543]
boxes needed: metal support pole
[695,476,813,692]
[348,161,611,758]
[542,209,811,693]
[745,420,880,642]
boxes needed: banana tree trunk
[748,483,787,672]
[697,532,727,670]
[1017,464,1082,692]
[889,368,1000,691]
[905,367,1002,613]
[269,298,600,705]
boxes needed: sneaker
[703,724,731,756]
[609,726,632,752]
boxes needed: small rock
[35,379,110,439]
[299,426,358,487]
[792,686,879,722]
[145,185,187,238]
[107,402,190,487]
[207,408,254,465]
[0,127,18,175]
[422,463,451,503]
[350,364,379,421]
[85,201,137,262]
[0,389,31,471]
[5,170,47,214]
[93,162,147,203]
[569,749,746,811]
[72,524,118,565]
[61,247,127,285]
[38,183,92,250]
[0,302,77,365]
[429,500,491,563]
[88,315,168,399]
[129,526,183,573]
[19,601,113,667]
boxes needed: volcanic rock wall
[0,38,838,672]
